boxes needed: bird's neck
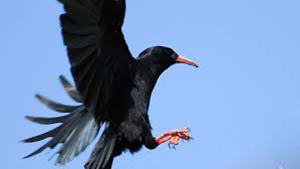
[138,64,166,92]
[132,64,166,114]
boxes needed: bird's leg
[155,127,193,147]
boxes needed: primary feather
[24,76,100,165]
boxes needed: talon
[168,142,172,149]
[186,127,191,133]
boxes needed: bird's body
[24,0,198,169]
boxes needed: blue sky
[1,0,300,169]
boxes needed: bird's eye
[170,53,178,61]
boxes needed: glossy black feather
[59,75,82,102]
[35,94,80,113]
[85,126,117,169]
[24,77,100,164]
[25,114,72,125]
[59,0,135,126]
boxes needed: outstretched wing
[59,0,135,123]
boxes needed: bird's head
[137,46,198,74]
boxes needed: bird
[23,0,198,169]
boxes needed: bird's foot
[155,127,193,148]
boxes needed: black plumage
[24,0,198,169]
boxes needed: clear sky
[1,0,300,169]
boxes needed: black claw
[168,142,172,149]
[186,127,191,133]
[167,142,177,150]
[172,145,177,150]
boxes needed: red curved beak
[176,56,199,68]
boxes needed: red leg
[155,127,193,147]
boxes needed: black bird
[23,0,198,169]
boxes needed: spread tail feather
[23,75,101,165]
[85,126,117,169]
